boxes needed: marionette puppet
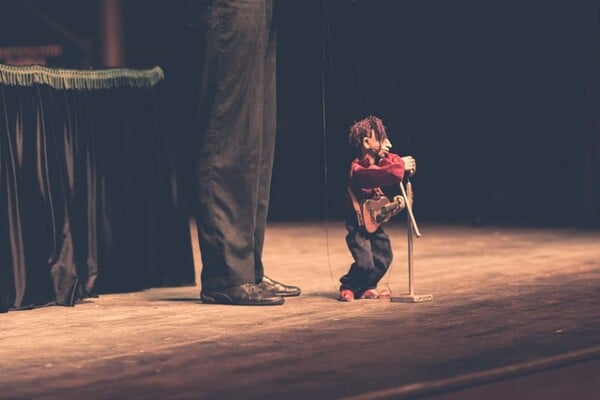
[339,115,417,302]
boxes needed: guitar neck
[381,199,402,214]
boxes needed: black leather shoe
[201,283,285,306]
[259,275,301,297]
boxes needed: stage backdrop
[126,0,598,226]
[0,64,194,313]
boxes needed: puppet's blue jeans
[340,219,394,293]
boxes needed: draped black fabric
[0,66,194,313]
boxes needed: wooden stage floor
[1,221,599,399]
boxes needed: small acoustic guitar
[360,195,406,233]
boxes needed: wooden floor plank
[1,222,598,399]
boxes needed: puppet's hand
[392,195,407,212]
[401,156,416,176]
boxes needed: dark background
[1,0,598,226]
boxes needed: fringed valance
[0,64,164,90]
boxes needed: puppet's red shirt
[349,152,406,200]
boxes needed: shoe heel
[200,293,216,304]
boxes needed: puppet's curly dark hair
[348,115,388,152]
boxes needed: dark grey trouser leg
[195,0,273,290]
[253,0,276,282]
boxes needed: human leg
[194,0,283,305]
[250,0,300,297]
[253,0,275,281]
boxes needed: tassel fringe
[0,64,164,90]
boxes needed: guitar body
[361,196,404,233]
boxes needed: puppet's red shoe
[338,289,355,302]
[377,288,392,299]
[360,289,379,299]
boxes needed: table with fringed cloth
[0,64,194,312]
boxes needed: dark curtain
[273,0,598,225]
[585,0,600,224]
[0,66,194,313]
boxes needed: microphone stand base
[390,294,433,303]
